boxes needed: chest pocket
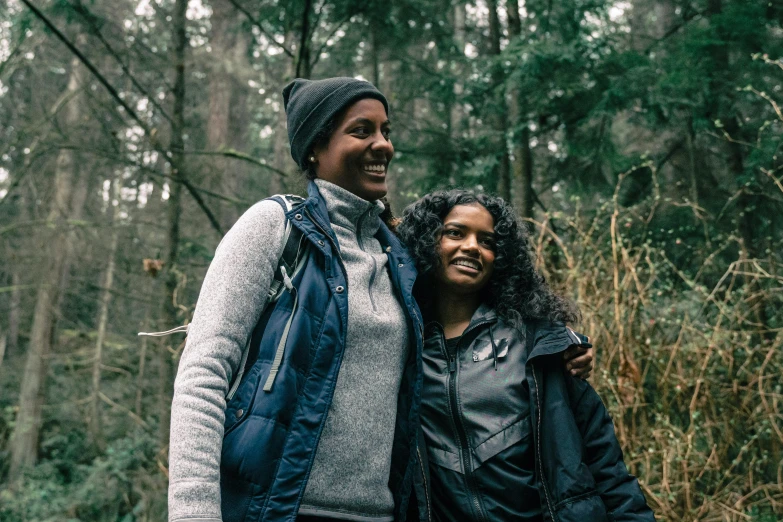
[472,337,509,362]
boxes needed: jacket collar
[304,180,333,231]
[526,321,590,362]
[468,302,497,327]
[424,302,497,334]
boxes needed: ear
[311,138,329,160]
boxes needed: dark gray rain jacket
[421,304,655,521]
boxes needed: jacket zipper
[416,444,432,522]
[532,362,557,521]
[441,327,488,522]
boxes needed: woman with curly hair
[397,190,654,522]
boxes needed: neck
[433,286,482,339]
[313,179,384,234]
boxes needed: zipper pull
[280,265,294,292]
[448,358,457,373]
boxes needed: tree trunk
[296,0,313,79]
[370,26,381,87]
[506,0,534,218]
[272,30,297,195]
[89,179,120,449]
[445,0,466,182]
[487,0,511,200]
[136,278,154,418]
[158,0,188,446]
[208,0,245,230]
[9,51,85,480]
[8,272,21,355]
[0,336,6,371]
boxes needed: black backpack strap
[225,194,306,400]
[266,194,306,304]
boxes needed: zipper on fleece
[355,206,379,313]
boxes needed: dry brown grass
[528,166,783,521]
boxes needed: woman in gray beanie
[168,77,430,522]
[167,77,593,522]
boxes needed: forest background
[0,0,782,520]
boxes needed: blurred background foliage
[0,0,782,520]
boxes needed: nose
[459,234,480,254]
[370,131,394,159]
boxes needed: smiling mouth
[452,258,482,271]
[363,163,387,175]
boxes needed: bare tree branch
[227,0,295,58]
[67,0,174,126]
[20,0,225,236]
[186,149,290,179]
[644,9,703,55]
[21,143,256,205]
[311,15,353,70]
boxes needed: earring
[309,156,316,163]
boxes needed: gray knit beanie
[282,77,389,170]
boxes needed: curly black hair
[397,189,579,326]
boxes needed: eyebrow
[443,222,495,236]
[346,117,391,127]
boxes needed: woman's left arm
[568,378,656,521]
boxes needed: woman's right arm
[168,200,287,522]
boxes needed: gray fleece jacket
[168,180,409,522]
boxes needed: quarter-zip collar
[314,179,384,240]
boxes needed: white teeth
[364,164,385,173]
[453,259,480,270]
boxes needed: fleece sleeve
[167,200,287,522]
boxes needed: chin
[358,183,388,201]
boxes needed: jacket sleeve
[568,377,656,521]
[167,200,286,522]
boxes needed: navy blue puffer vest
[219,182,425,522]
